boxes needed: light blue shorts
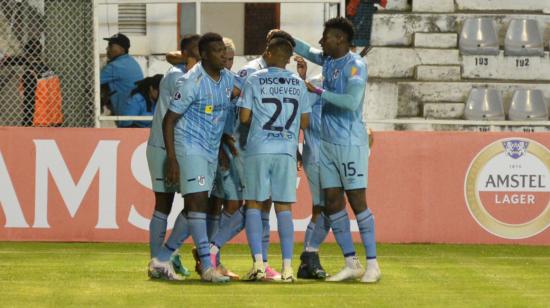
[211,157,243,201]
[177,154,217,196]
[146,145,179,193]
[304,162,324,206]
[320,140,368,190]
[243,154,297,203]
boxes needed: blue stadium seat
[504,19,544,56]
[464,88,505,120]
[508,89,548,121]
[459,18,499,55]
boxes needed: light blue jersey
[237,67,311,158]
[302,76,323,166]
[295,39,369,146]
[100,54,144,118]
[168,63,234,162]
[148,64,187,148]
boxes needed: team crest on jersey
[174,91,182,100]
[205,105,213,114]
[332,69,340,79]
[239,70,248,78]
[197,176,206,186]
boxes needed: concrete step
[394,80,550,117]
[412,0,454,13]
[371,13,550,47]
[414,32,458,48]
[415,65,461,81]
[462,51,550,81]
[423,102,465,119]
[367,47,460,78]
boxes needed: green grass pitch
[1,242,549,307]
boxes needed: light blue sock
[211,208,245,248]
[188,211,212,271]
[261,211,270,262]
[356,208,377,259]
[308,213,330,250]
[156,211,190,262]
[304,220,315,251]
[163,212,190,253]
[149,211,168,258]
[207,214,220,241]
[329,210,356,257]
[276,210,294,261]
[245,208,263,258]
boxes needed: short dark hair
[267,38,293,58]
[268,30,296,47]
[198,32,224,55]
[324,17,355,44]
[180,34,201,52]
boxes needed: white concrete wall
[201,3,245,55]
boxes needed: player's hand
[165,158,180,187]
[305,80,323,95]
[218,148,230,171]
[294,56,307,80]
[222,133,238,156]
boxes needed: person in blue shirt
[100,33,143,125]
[292,17,381,283]
[238,38,311,282]
[145,34,200,281]
[157,33,234,283]
[118,74,162,128]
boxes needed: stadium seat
[464,88,505,120]
[459,18,500,55]
[504,19,544,56]
[508,89,548,120]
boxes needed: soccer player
[156,33,234,283]
[293,17,382,283]
[293,57,333,280]
[231,30,297,280]
[195,37,240,280]
[146,34,200,280]
[238,38,311,282]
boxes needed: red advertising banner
[1,128,549,245]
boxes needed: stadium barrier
[1,127,549,245]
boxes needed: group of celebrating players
[145,16,381,284]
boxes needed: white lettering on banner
[0,151,29,227]
[127,142,184,230]
[128,142,152,231]
[33,140,120,229]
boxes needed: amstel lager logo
[465,138,550,239]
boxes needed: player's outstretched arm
[162,110,180,186]
[320,82,364,112]
[239,108,252,126]
[294,38,325,66]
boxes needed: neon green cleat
[170,254,191,277]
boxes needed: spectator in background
[118,74,163,128]
[346,0,387,52]
[16,39,64,127]
[100,33,143,125]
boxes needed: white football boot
[326,256,364,282]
